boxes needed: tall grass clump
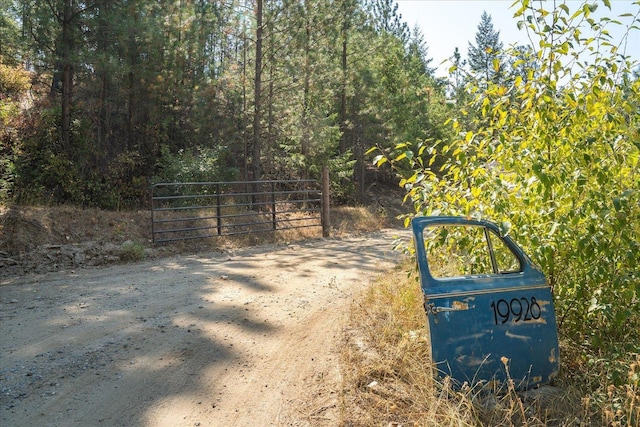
[340,261,480,426]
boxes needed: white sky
[396,0,640,76]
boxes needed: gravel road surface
[1,230,408,426]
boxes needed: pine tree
[369,0,409,40]
[448,47,467,99]
[406,25,435,78]
[468,11,505,85]
[0,0,22,65]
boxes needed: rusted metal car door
[412,216,559,390]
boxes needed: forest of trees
[0,0,449,208]
[1,0,573,209]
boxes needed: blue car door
[411,216,559,390]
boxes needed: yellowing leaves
[471,186,482,199]
[497,110,508,128]
[471,168,487,178]
[492,58,501,72]
[514,75,523,88]
[464,131,474,142]
[372,154,387,168]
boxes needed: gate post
[151,184,156,244]
[321,166,330,238]
[271,181,277,230]
[216,183,222,236]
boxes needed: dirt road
[1,230,408,426]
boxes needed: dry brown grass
[331,206,388,234]
[207,205,387,251]
[340,262,477,426]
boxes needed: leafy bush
[119,241,146,261]
[9,100,149,209]
[0,58,32,201]
[153,144,238,184]
[370,2,639,424]
[0,58,31,98]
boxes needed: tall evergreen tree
[468,11,505,85]
[448,47,467,99]
[406,25,435,78]
[0,0,22,64]
[368,0,409,40]
[337,0,359,156]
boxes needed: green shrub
[153,144,238,184]
[119,241,145,261]
[0,58,31,202]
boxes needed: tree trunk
[266,64,274,177]
[96,1,110,156]
[60,0,74,152]
[242,22,249,181]
[301,0,311,173]
[338,0,350,155]
[252,0,263,183]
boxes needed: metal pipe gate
[151,178,326,244]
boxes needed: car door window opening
[424,225,522,279]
